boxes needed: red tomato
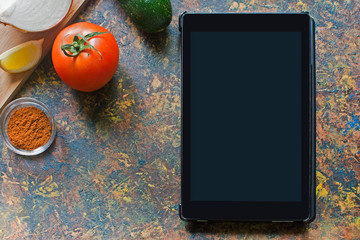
[52,22,119,92]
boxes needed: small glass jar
[0,98,56,156]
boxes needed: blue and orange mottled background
[0,0,359,239]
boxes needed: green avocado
[119,0,172,33]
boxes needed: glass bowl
[0,98,56,156]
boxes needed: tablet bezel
[180,13,315,222]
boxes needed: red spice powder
[7,106,52,151]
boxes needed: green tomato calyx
[61,32,108,59]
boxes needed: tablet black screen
[190,31,302,202]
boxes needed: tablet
[180,13,315,222]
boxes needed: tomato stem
[61,32,108,59]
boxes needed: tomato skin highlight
[52,22,119,92]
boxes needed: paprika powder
[7,106,52,150]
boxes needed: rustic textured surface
[0,0,359,239]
